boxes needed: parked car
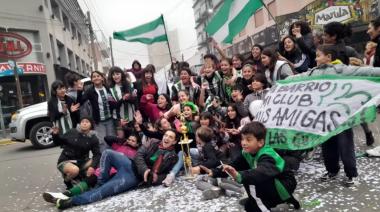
[9,77,91,149]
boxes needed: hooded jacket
[53,128,101,168]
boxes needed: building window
[75,55,81,72]
[67,49,75,70]
[267,1,277,21]
[78,33,82,46]
[255,9,264,27]
[62,13,70,31]
[71,24,77,39]
[81,59,86,74]
[50,0,61,21]
[57,40,67,66]
[49,34,57,63]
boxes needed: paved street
[1,120,380,212]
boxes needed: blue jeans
[71,150,139,206]
[96,119,115,152]
[170,148,199,176]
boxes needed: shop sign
[0,62,46,77]
[0,32,32,59]
[314,6,352,25]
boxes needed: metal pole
[87,11,98,71]
[0,99,6,138]
[13,59,23,108]
[109,36,115,67]
[259,0,280,41]
[5,28,23,108]
[161,14,172,82]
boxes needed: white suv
[9,78,91,149]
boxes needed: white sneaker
[162,173,176,187]
[366,146,380,157]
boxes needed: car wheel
[29,121,55,149]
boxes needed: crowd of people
[40,17,380,211]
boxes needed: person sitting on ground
[201,122,300,211]
[190,126,226,175]
[52,116,101,189]
[43,130,178,209]
[43,128,140,200]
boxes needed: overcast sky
[78,0,197,69]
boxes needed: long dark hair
[324,22,352,42]
[107,66,130,93]
[158,94,172,110]
[289,20,312,36]
[262,48,278,72]
[199,111,215,127]
[90,71,106,87]
[50,80,65,97]
[279,35,302,60]
[225,103,242,126]
[142,64,158,89]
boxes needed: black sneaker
[343,177,355,187]
[320,172,338,182]
[366,132,375,146]
[239,197,249,206]
[42,192,69,204]
[56,198,73,210]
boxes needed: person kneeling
[202,122,300,211]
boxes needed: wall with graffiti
[305,0,378,27]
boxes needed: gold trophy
[177,112,195,179]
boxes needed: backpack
[80,100,93,118]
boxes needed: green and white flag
[254,75,380,150]
[113,15,167,44]
[205,0,263,44]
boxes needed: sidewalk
[0,129,14,146]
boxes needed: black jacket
[373,35,380,67]
[198,142,222,169]
[48,95,77,126]
[53,128,101,168]
[80,85,118,124]
[212,153,297,209]
[236,77,253,98]
[133,141,178,185]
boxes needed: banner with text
[255,75,380,150]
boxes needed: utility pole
[5,28,23,109]
[10,60,23,108]
[87,11,98,71]
[109,36,114,67]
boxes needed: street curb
[0,138,15,146]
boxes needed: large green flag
[205,0,263,44]
[113,15,167,44]
[254,75,380,150]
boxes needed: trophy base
[182,175,196,180]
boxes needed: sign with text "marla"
[255,75,380,150]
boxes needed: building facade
[193,0,380,59]
[0,0,102,128]
[192,0,223,64]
